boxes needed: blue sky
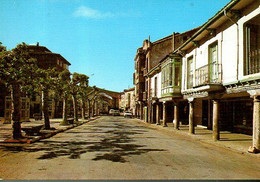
[0,0,230,92]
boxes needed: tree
[35,68,57,129]
[76,74,89,120]
[52,69,71,125]
[88,86,99,117]
[70,73,89,122]
[0,42,37,139]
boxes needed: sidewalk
[0,116,100,144]
[133,118,260,158]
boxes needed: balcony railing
[194,63,222,87]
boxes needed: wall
[150,72,161,98]
[150,38,173,70]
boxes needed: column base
[248,146,260,153]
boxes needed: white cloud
[73,6,115,19]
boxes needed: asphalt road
[0,116,259,180]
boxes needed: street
[0,116,259,180]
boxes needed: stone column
[212,99,220,141]
[148,103,152,123]
[188,98,195,134]
[207,100,212,130]
[156,104,160,125]
[162,102,167,127]
[252,96,260,151]
[174,101,179,130]
[249,95,260,153]
[247,90,260,153]
[140,102,143,120]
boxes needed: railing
[194,63,222,87]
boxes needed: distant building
[1,43,71,123]
[120,87,135,114]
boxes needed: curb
[133,118,260,159]
[0,116,101,144]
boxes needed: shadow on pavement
[1,120,167,163]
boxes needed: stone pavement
[0,116,259,158]
[0,117,100,144]
[132,118,260,158]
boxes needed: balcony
[194,63,222,87]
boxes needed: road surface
[0,116,259,180]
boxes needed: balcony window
[187,56,194,89]
[209,42,219,82]
[161,55,182,96]
[154,77,157,97]
[194,42,222,87]
[245,15,260,75]
[174,66,180,87]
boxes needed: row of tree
[0,42,97,139]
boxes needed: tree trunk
[51,98,56,119]
[81,99,86,120]
[87,99,91,118]
[42,90,50,129]
[72,94,78,122]
[61,95,68,125]
[92,101,95,117]
[11,84,23,139]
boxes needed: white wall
[182,4,260,91]
[150,72,161,98]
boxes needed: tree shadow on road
[2,121,167,163]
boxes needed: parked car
[112,110,120,116]
[109,109,114,115]
[109,109,120,116]
[124,111,133,118]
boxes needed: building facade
[1,43,71,123]
[133,0,260,152]
[119,87,135,114]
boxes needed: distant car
[109,109,120,116]
[109,109,114,115]
[112,110,120,116]
[124,111,133,118]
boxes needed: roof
[123,87,135,92]
[28,44,71,65]
[96,87,121,98]
[175,0,257,53]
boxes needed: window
[209,42,218,82]
[245,15,260,75]
[175,66,180,86]
[161,56,182,95]
[154,77,157,97]
[168,63,173,86]
[187,56,194,89]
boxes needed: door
[209,42,218,83]
[187,56,194,89]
